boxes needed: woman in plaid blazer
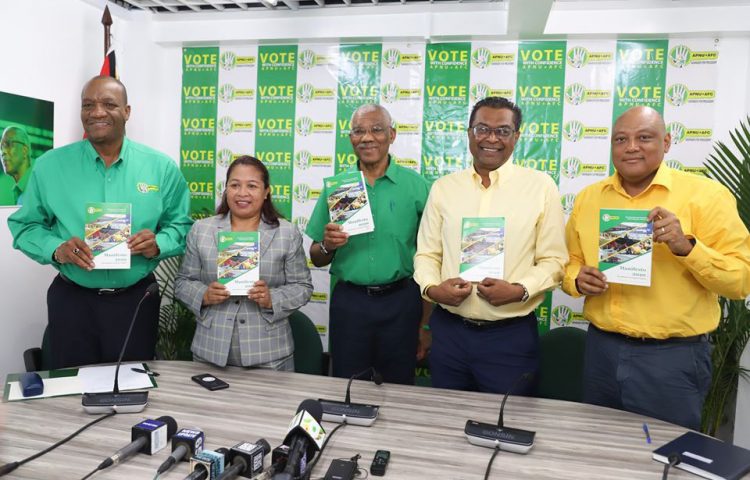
[176,156,312,370]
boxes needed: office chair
[288,310,327,375]
[23,326,50,372]
[537,326,587,402]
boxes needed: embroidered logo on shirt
[137,182,159,194]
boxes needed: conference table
[0,361,696,479]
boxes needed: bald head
[81,75,128,104]
[614,106,667,137]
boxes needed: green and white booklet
[217,231,260,296]
[84,202,131,269]
[459,217,505,282]
[325,171,374,235]
[598,209,652,286]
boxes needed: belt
[343,278,410,297]
[58,273,156,296]
[591,324,706,345]
[457,311,535,330]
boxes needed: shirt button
[239,319,246,324]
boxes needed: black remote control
[370,450,390,476]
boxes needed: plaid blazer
[175,214,313,367]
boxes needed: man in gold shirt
[414,97,567,394]
[563,106,750,429]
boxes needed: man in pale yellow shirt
[414,97,567,394]
[563,106,750,429]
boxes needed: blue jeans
[583,324,712,430]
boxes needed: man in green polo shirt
[8,76,192,369]
[0,126,33,205]
[306,104,431,385]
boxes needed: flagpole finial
[101,6,113,26]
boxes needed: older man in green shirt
[306,104,430,385]
[0,126,33,205]
[8,76,192,369]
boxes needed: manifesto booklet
[217,231,260,296]
[653,431,750,480]
[84,203,131,269]
[325,171,374,235]
[459,217,505,282]
[598,209,652,286]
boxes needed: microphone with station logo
[216,439,271,480]
[464,372,536,454]
[157,427,206,475]
[272,400,326,480]
[93,416,178,474]
[319,367,383,426]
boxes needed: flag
[100,47,117,79]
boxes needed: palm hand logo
[299,49,316,69]
[470,83,490,102]
[220,51,236,70]
[471,48,491,69]
[293,217,309,233]
[567,47,588,68]
[565,83,586,105]
[561,194,576,215]
[665,160,683,170]
[296,117,313,136]
[383,49,401,69]
[219,84,235,103]
[218,116,234,136]
[297,83,314,103]
[668,122,686,144]
[295,150,312,170]
[294,183,310,202]
[551,305,573,326]
[381,83,399,104]
[216,180,226,198]
[669,45,691,68]
[562,157,582,179]
[666,84,688,106]
[563,120,584,142]
[217,148,233,167]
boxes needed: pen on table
[131,367,160,377]
[642,423,651,444]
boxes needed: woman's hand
[202,281,231,306]
[249,280,273,309]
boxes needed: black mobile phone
[191,373,229,391]
[370,450,390,476]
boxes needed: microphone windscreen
[216,447,230,457]
[667,452,681,466]
[256,438,271,455]
[145,283,160,296]
[372,371,384,385]
[296,399,323,422]
[157,416,179,439]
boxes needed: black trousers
[46,274,160,369]
[329,279,422,385]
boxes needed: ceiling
[108,0,498,11]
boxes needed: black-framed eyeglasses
[350,125,388,139]
[471,125,516,140]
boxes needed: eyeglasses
[471,125,516,140]
[350,125,389,139]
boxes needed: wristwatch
[513,283,529,303]
[319,241,333,256]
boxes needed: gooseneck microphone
[216,439,271,480]
[661,452,682,480]
[344,367,384,405]
[464,371,536,454]
[319,367,383,426]
[273,400,326,480]
[157,428,206,475]
[94,416,177,473]
[81,282,160,414]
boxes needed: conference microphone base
[464,420,535,454]
[318,399,379,427]
[82,391,148,414]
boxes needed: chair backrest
[23,325,51,372]
[288,311,324,375]
[537,326,587,402]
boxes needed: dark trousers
[583,324,712,430]
[329,279,421,385]
[429,306,539,394]
[47,274,160,369]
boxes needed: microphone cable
[299,422,347,480]
[0,411,116,477]
[483,444,501,480]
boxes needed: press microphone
[464,372,536,454]
[272,400,326,480]
[157,428,206,475]
[216,439,271,480]
[319,367,383,426]
[95,416,177,472]
[184,447,229,480]
[661,452,681,480]
[82,282,160,414]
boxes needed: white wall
[2,1,750,443]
